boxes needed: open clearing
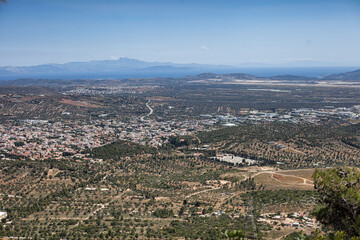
[246,168,315,190]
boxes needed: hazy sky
[0,0,359,66]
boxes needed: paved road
[140,100,153,121]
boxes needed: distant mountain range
[0,58,231,79]
[0,57,359,81]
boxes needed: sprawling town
[1,104,359,161]
[0,118,205,160]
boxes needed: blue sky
[0,0,359,66]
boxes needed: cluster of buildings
[258,212,318,229]
[212,154,259,166]
[200,105,360,126]
[0,117,205,161]
[1,104,358,161]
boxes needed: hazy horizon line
[1,57,359,68]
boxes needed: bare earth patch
[60,99,102,108]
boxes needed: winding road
[140,100,153,121]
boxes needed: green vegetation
[152,208,174,218]
[196,123,360,168]
[313,167,360,237]
[158,215,261,239]
[168,135,198,147]
[241,190,319,207]
[86,140,157,159]
[221,229,245,239]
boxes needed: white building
[0,211,7,220]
